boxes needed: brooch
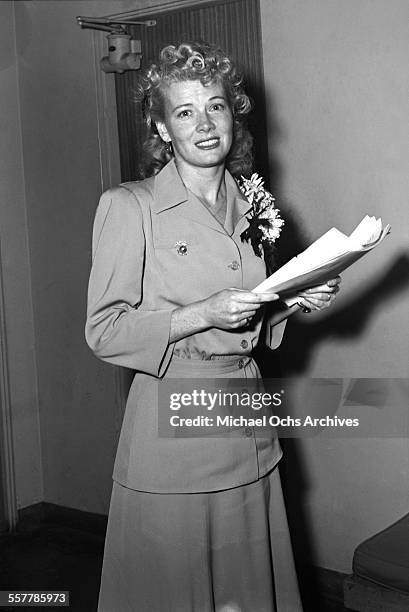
[175,241,188,256]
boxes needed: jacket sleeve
[85,186,174,376]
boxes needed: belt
[165,354,253,377]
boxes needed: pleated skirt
[97,466,303,612]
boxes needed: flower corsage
[239,173,284,259]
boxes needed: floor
[0,525,103,611]
[0,524,352,611]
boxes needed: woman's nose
[196,111,215,132]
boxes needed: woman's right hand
[199,289,280,330]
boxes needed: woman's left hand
[296,276,341,312]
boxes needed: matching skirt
[98,466,302,612]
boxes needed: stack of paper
[253,215,391,296]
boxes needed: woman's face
[156,79,233,171]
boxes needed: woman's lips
[195,137,220,150]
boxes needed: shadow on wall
[275,251,409,603]
[253,87,409,606]
[257,88,409,381]
[276,254,409,604]
[258,87,409,377]
[278,253,409,376]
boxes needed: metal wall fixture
[76,16,156,73]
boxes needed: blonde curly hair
[136,41,254,178]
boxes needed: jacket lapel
[224,171,252,237]
[153,159,252,237]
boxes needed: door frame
[106,0,224,19]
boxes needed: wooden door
[115,0,269,182]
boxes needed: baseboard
[297,564,348,608]
[344,574,409,612]
[17,501,107,536]
[315,566,348,604]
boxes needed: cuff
[86,308,175,377]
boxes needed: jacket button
[228,260,240,270]
[238,359,244,369]
[243,427,253,438]
[240,339,248,349]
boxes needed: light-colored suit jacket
[85,159,286,493]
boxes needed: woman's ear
[156,122,171,143]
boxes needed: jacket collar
[152,158,189,214]
[152,159,253,235]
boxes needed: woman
[86,42,340,612]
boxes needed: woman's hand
[199,288,280,330]
[295,276,341,312]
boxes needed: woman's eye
[210,103,225,112]
[177,109,191,118]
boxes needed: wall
[10,0,189,515]
[260,0,409,572]
[11,0,137,514]
[0,2,42,510]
